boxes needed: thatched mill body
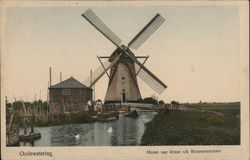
[82,9,167,104]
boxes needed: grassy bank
[186,102,240,117]
[141,110,240,145]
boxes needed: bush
[33,112,93,127]
[72,112,93,123]
[171,101,179,105]
[142,97,158,104]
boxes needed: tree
[159,100,165,104]
[142,97,158,104]
[171,100,179,105]
[96,99,102,102]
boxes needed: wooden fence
[101,103,240,118]
[156,104,225,117]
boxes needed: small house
[49,76,92,115]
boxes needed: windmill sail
[124,50,167,94]
[81,9,167,102]
[82,9,122,47]
[128,13,165,50]
[83,60,111,86]
[135,64,165,94]
[84,54,122,87]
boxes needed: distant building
[49,76,92,115]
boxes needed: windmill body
[82,9,167,104]
[105,46,142,103]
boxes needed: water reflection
[20,112,156,146]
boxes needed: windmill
[82,9,167,104]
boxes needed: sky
[2,5,240,103]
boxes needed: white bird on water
[108,127,112,133]
[75,134,80,140]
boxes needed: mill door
[122,92,126,103]
[121,89,126,103]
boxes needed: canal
[20,111,157,146]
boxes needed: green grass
[186,102,240,117]
[141,110,240,145]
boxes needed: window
[63,89,71,95]
[121,77,125,80]
[122,89,125,93]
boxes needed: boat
[19,125,41,142]
[19,100,42,142]
[19,116,42,142]
[123,110,139,118]
[19,132,41,141]
[19,127,41,141]
[95,111,119,122]
[101,117,117,122]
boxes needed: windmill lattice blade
[128,13,165,50]
[83,53,122,87]
[135,64,166,94]
[82,9,122,47]
[83,60,111,87]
